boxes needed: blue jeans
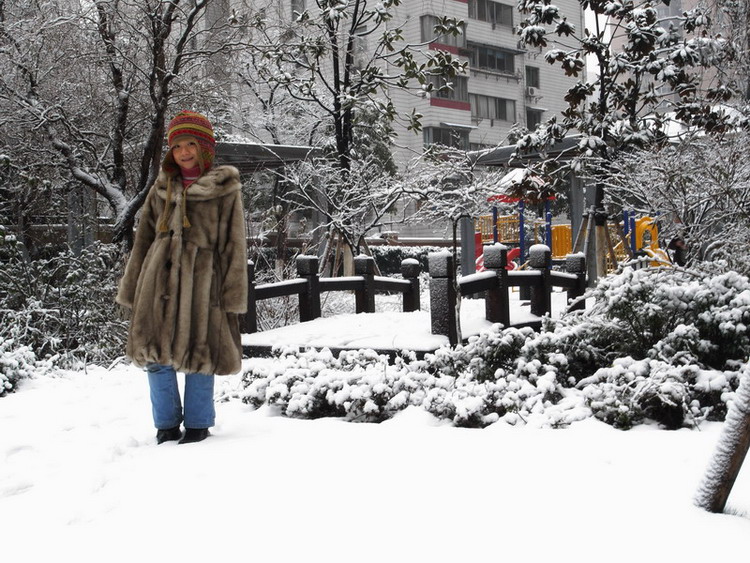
[146,364,215,429]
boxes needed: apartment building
[387,0,585,164]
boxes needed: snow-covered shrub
[0,242,127,369]
[239,344,587,428]
[369,245,444,275]
[583,265,750,370]
[580,358,685,429]
[238,263,748,430]
[526,265,750,388]
[0,338,37,396]
[430,325,535,382]
[520,265,748,428]
[579,357,739,430]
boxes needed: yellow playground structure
[475,208,670,270]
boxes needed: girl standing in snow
[116,110,248,444]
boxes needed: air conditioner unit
[526,86,538,97]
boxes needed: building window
[428,74,469,102]
[468,0,513,27]
[424,127,470,150]
[291,0,305,19]
[470,93,515,122]
[469,43,515,74]
[421,15,467,50]
[526,66,540,88]
[526,108,544,129]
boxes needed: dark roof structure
[469,135,582,167]
[216,142,323,175]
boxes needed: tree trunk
[695,369,750,513]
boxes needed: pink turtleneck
[180,166,201,188]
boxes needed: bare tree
[233,0,466,272]
[0,0,243,248]
[714,0,750,101]
[599,129,750,273]
[230,40,329,276]
[282,140,403,275]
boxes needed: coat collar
[154,165,241,202]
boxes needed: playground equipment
[475,205,670,272]
[622,211,670,266]
[475,194,567,270]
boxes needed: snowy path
[0,363,749,562]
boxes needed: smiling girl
[116,110,248,445]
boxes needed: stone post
[401,258,421,312]
[565,252,587,312]
[483,243,510,326]
[354,255,376,313]
[529,245,552,317]
[241,260,257,334]
[428,251,458,345]
[297,255,321,322]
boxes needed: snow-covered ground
[1,360,749,563]
[243,288,570,351]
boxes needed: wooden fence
[241,244,588,350]
[241,255,421,333]
[428,244,587,345]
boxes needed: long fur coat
[116,165,248,375]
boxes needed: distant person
[116,111,248,444]
[667,236,688,267]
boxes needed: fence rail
[428,244,587,345]
[241,255,421,334]
[241,245,587,350]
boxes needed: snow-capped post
[695,367,750,514]
[297,255,321,322]
[241,260,258,334]
[354,255,376,314]
[483,243,510,326]
[529,245,552,317]
[400,258,421,312]
[428,251,458,345]
[565,252,587,312]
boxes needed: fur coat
[116,165,248,375]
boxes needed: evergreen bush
[0,338,38,397]
[369,245,445,275]
[239,263,749,430]
[0,241,128,371]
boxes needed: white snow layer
[0,361,749,563]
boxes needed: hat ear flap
[161,147,180,176]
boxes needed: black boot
[179,428,209,444]
[156,426,182,444]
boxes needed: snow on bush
[0,338,38,397]
[239,264,748,430]
[240,340,590,429]
[0,241,128,370]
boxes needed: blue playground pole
[492,205,498,244]
[629,212,637,254]
[623,210,630,238]
[519,200,526,263]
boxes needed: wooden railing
[241,255,421,333]
[240,246,587,350]
[428,244,587,345]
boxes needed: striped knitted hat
[162,110,216,176]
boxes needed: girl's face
[171,136,201,171]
